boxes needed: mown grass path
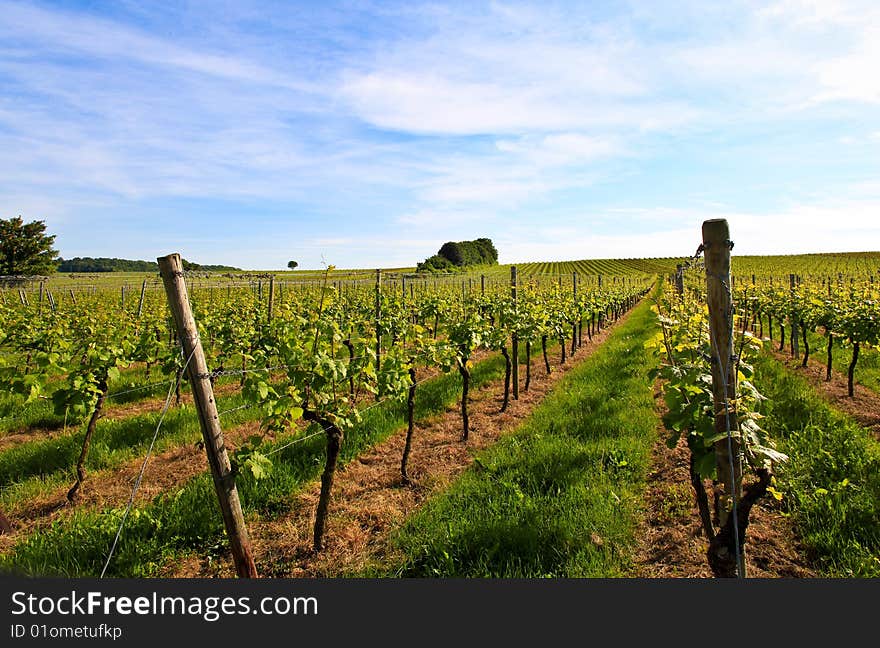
[164,297,640,577]
[371,293,660,577]
[751,353,880,577]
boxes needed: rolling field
[1,251,878,578]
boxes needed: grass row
[0,391,258,513]
[753,353,880,577]
[365,293,660,577]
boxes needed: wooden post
[790,274,799,359]
[702,219,743,536]
[481,274,485,296]
[511,265,519,400]
[39,281,44,314]
[267,276,275,323]
[121,285,126,310]
[137,279,147,319]
[375,269,381,395]
[157,253,258,578]
[675,265,684,296]
[573,271,579,350]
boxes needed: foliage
[0,216,59,276]
[416,254,455,273]
[416,237,499,272]
[647,292,787,480]
[57,257,240,272]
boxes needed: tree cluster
[416,238,498,273]
[57,257,240,273]
[0,216,59,276]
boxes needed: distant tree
[418,238,498,272]
[56,257,240,273]
[416,254,454,273]
[0,216,59,276]
[287,260,299,270]
[437,242,464,266]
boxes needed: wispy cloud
[1,0,878,269]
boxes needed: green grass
[367,294,660,578]
[754,353,880,577]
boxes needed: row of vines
[0,267,650,571]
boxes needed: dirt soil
[768,346,880,439]
[0,418,265,552]
[632,326,879,578]
[162,318,630,578]
[633,385,816,578]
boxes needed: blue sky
[2,0,879,270]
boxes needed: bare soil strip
[633,328,880,578]
[0,419,266,553]
[767,346,880,439]
[632,407,816,578]
[162,316,634,578]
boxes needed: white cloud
[0,1,315,91]
[812,32,880,104]
[495,134,620,166]
[2,1,879,268]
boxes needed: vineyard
[0,226,878,578]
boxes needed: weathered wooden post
[702,219,745,577]
[790,274,799,359]
[574,271,582,347]
[137,279,147,319]
[157,253,258,578]
[511,265,519,400]
[267,275,275,323]
[375,269,382,399]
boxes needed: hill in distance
[57,257,241,273]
